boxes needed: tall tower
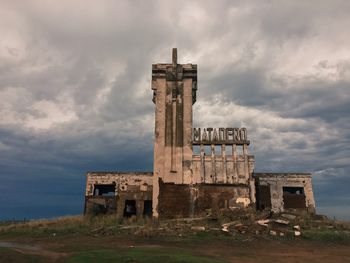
[152,49,197,217]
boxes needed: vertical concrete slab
[151,49,197,217]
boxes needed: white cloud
[25,100,77,129]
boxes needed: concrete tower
[151,49,197,217]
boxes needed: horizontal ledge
[192,140,250,145]
[86,171,153,176]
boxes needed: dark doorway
[283,187,306,209]
[123,200,136,217]
[256,185,271,210]
[143,200,152,217]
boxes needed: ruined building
[84,49,316,218]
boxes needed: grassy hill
[1,210,350,262]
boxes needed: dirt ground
[1,213,349,262]
[1,234,350,263]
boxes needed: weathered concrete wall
[254,173,315,214]
[85,196,117,215]
[195,184,251,214]
[192,144,256,207]
[152,49,197,217]
[84,172,153,217]
[85,172,153,196]
[158,180,251,219]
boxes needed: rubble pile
[84,208,350,241]
[132,209,349,239]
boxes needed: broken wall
[158,179,251,218]
[84,172,153,217]
[254,173,315,214]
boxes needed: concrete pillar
[117,196,125,218]
[232,144,238,183]
[151,49,197,217]
[200,144,205,183]
[211,144,216,183]
[243,144,249,181]
[136,200,143,217]
[222,144,227,184]
[183,78,195,184]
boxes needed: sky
[0,0,349,220]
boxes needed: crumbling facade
[84,49,315,217]
[84,172,153,217]
[254,173,315,214]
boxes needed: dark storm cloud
[0,0,350,219]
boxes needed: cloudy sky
[1,0,349,220]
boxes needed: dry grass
[0,215,124,236]
[1,211,349,243]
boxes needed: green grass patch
[65,247,227,263]
[302,228,350,243]
[0,247,45,263]
[185,230,245,243]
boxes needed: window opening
[93,183,116,196]
[283,187,304,195]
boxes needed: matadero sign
[192,127,250,145]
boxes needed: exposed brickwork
[158,180,191,218]
[158,180,251,219]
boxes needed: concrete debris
[293,225,301,231]
[191,226,205,231]
[90,227,104,233]
[222,221,240,226]
[234,223,248,233]
[120,225,141,230]
[177,217,206,223]
[234,223,243,229]
[269,230,277,236]
[221,221,240,232]
[72,204,345,241]
[257,219,270,227]
[274,219,290,225]
[221,225,229,232]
